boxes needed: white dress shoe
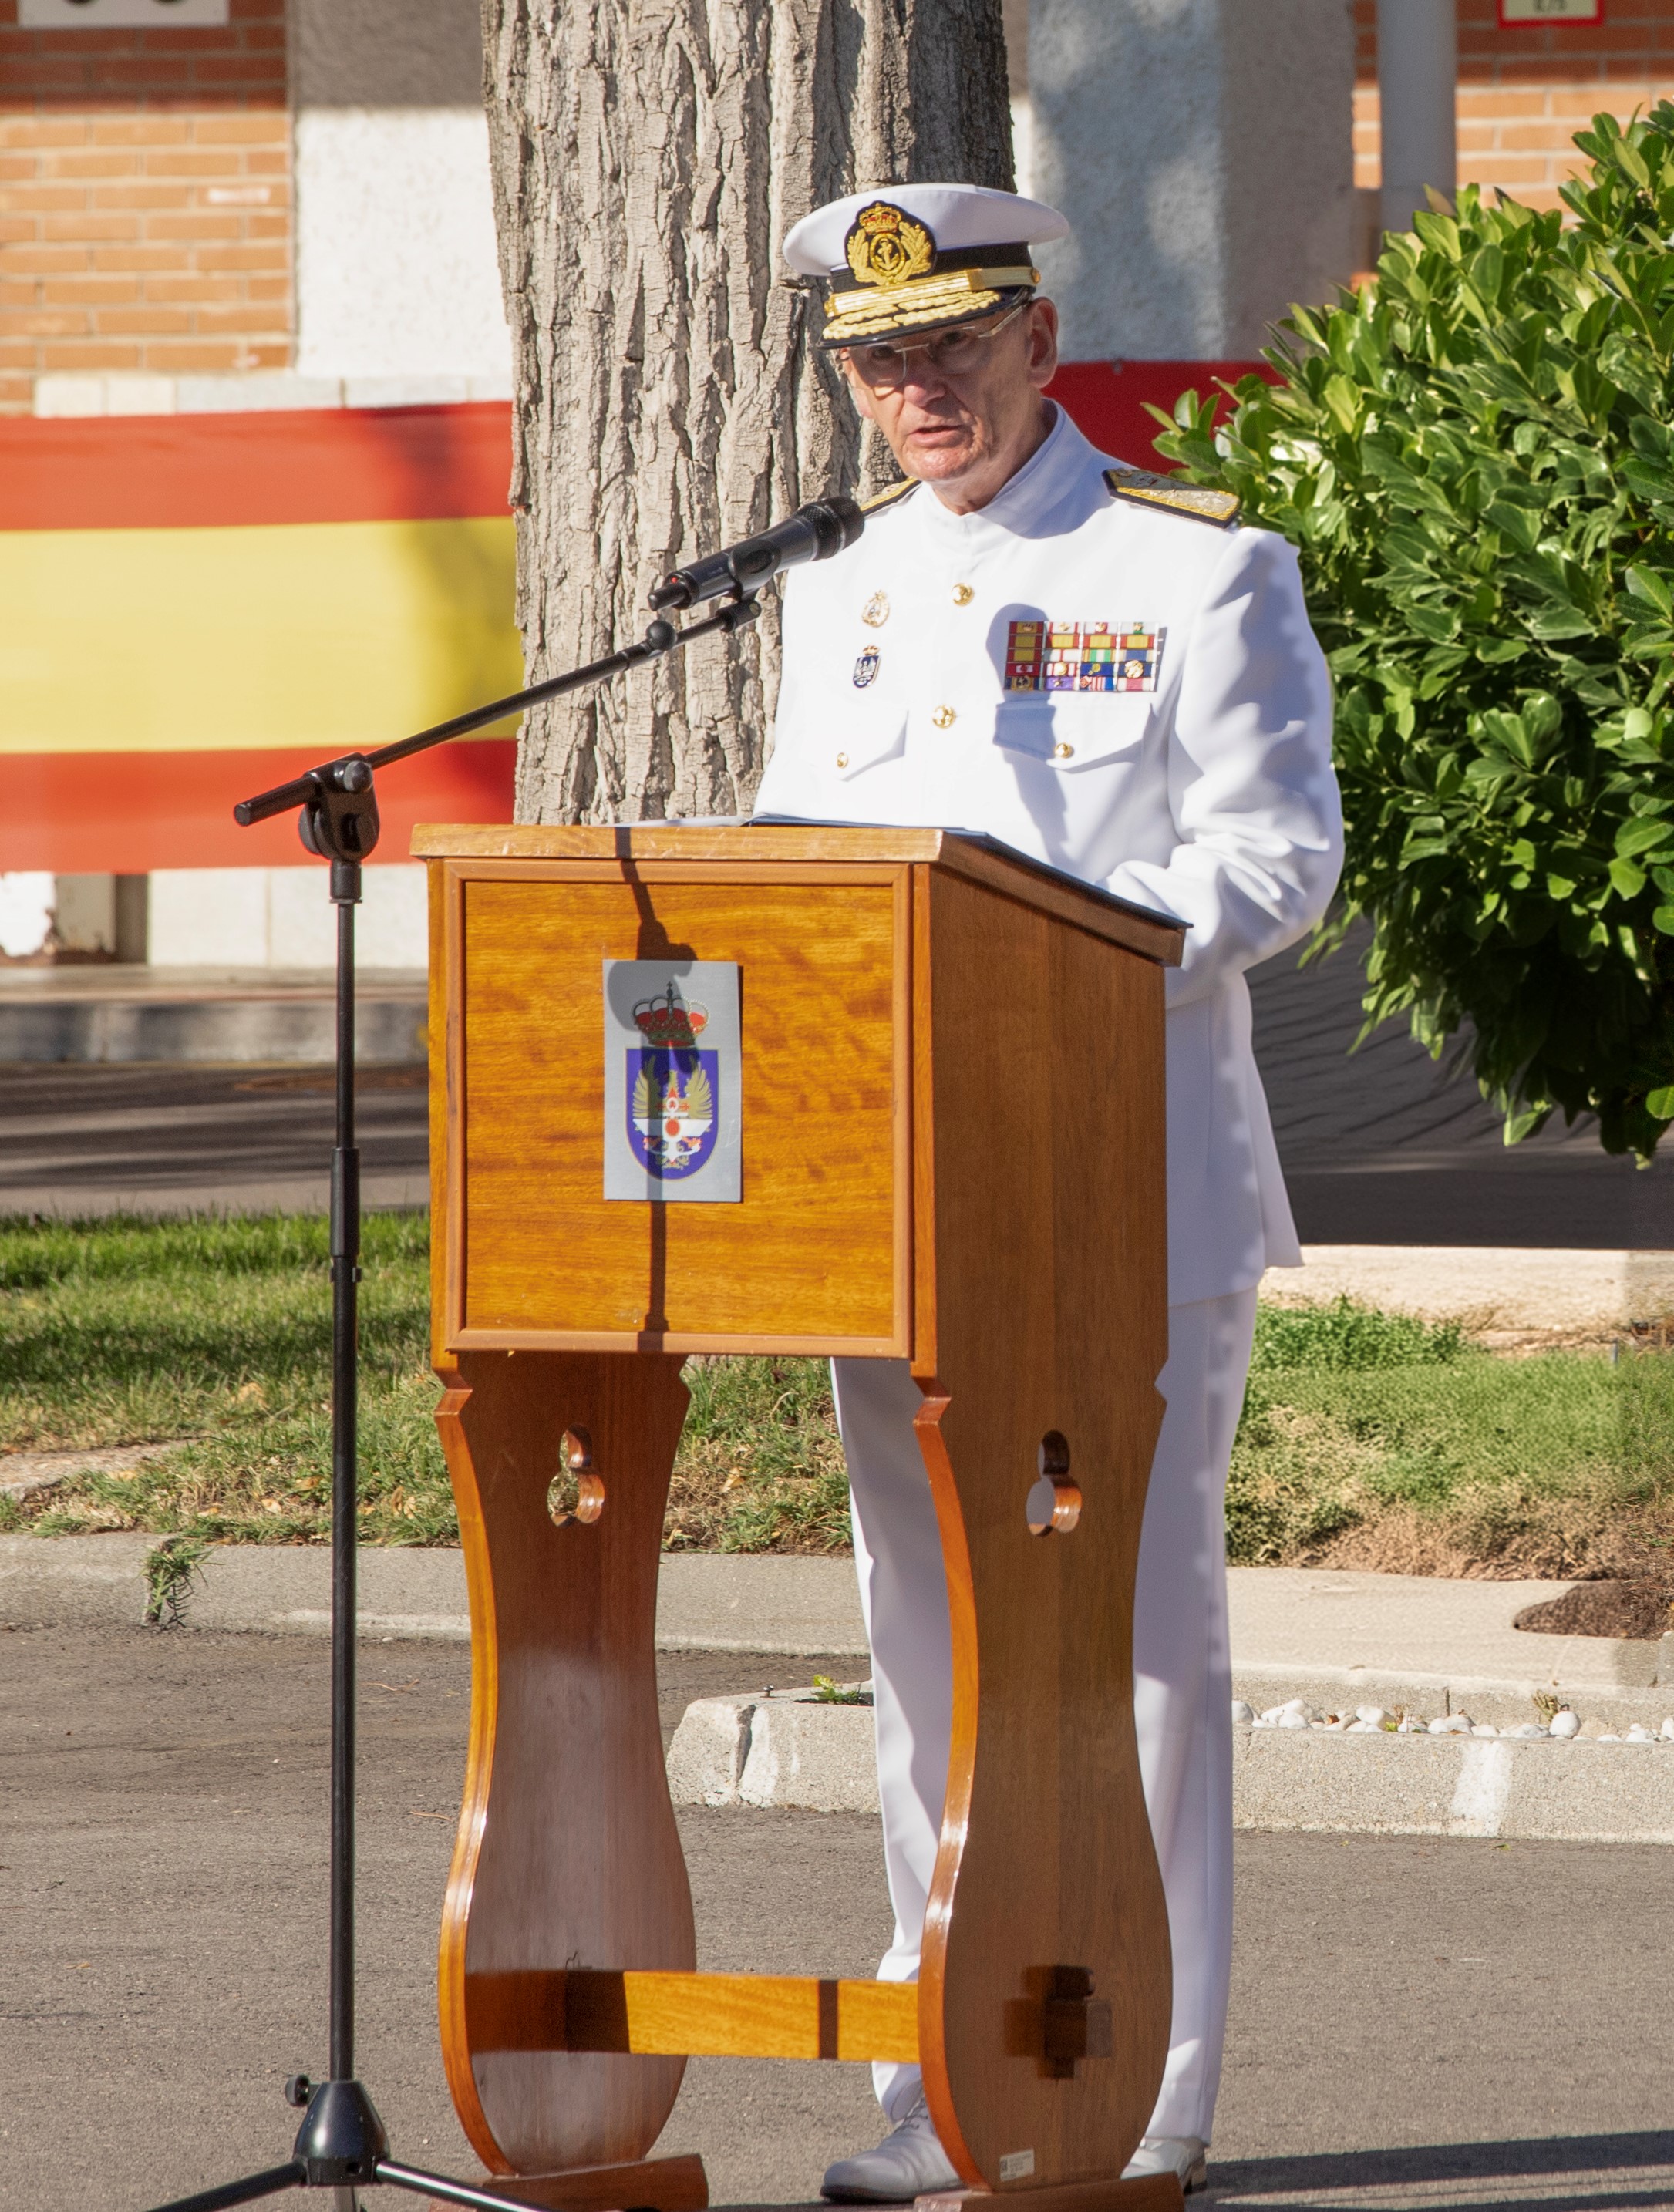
[1123,2136,1210,2193]
[820,2092,961,2202]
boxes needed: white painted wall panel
[1029,0,1356,361]
[294,107,510,383]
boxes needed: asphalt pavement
[2,1624,1669,2212]
[1249,927,1674,1249]
[0,1060,427,1215]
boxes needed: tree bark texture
[480,0,1014,823]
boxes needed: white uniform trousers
[833,1287,1258,2142]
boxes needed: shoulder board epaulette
[860,477,920,516]
[1103,464,1241,530]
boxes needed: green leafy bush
[1154,106,1674,1156]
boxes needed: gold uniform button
[952,583,975,606]
[1053,741,1075,759]
[931,705,957,730]
[835,751,850,769]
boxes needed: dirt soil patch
[1513,1579,1674,1641]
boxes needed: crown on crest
[633,982,709,1049]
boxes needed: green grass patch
[1230,1299,1674,1575]
[1,1219,1669,1576]
[0,1211,848,1553]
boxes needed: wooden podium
[413,823,1187,2212]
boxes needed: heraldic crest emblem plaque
[602,958,742,1203]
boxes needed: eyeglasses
[840,303,1029,392]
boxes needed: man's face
[840,298,1059,502]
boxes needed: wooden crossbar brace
[464,1969,919,2062]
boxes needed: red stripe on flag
[1047,359,1276,463]
[0,740,517,875]
[0,402,516,533]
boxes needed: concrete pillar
[147,866,429,970]
[291,0,510,389]
[0,874,146,961]
[1026,0,1357,362]
[1377,0,1457,236]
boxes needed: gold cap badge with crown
[846,202,935,291]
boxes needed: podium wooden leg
[911,871,1174,2190]
[434,1349,696,2178]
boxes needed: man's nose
[898,360,952,403]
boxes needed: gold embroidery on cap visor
[823,265,1039,343]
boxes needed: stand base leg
[144,2162,306,2212]
[915,2179,1184,2212]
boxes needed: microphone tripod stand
[143,591,762,2212]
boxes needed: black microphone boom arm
[648,493,864,613]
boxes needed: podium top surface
[410,820,1185,967]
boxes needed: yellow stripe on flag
[0,516,521,756]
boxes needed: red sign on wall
[1497,0,1603,24]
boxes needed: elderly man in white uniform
[755,182,1342,2204]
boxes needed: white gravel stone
[1278,1709,1310,1729]
[1471,1723,1501,1738]
[1625,1725,1658,1742]
[1548,1709,1581,1740]
[1507,1723,1549,1739]
[1345,1719,1381,1732]
[1231,1700,1255,1727]
[1597,1732,1622,1742]
[1662,1719,1674,1742]
[1354,1705,1387,1725]
[1429,1714,1471,1734]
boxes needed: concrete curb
[665,1690,879,1813]
[666,1695,1674,1843]
[0,1537,871,1655]
[1229,1726,1674,1844]
[9,1535,1674,1840]
[8,1540,1674,1724]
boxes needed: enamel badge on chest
[862,591,890,628]
[854,646,881,688]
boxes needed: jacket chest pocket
[992,695,1152,771]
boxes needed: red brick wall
[1356,0,1674,211]
[0,0,290,413]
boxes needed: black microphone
[648,494,864,611]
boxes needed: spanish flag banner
[0,401,521,872]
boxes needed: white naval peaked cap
[783,183,1070,278]
[783,182,1069,348]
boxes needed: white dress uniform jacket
[755,403,1343,1304]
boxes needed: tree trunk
[480,0,1014,823]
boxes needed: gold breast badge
[861,591,890,628]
